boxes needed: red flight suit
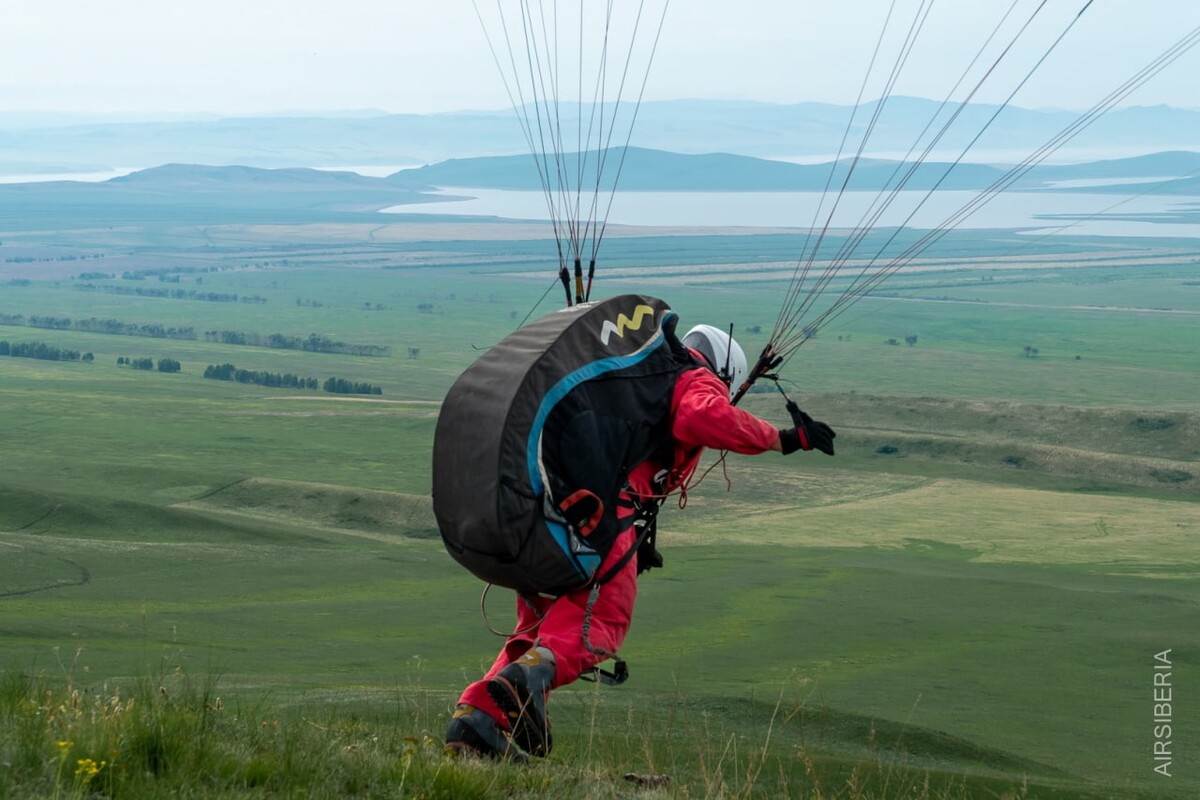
[458,361,779,725]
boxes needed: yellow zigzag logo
[599,304,655,345]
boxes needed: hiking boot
[487,647,555,757]
[444,704,529,763]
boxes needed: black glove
[779,400,836,456]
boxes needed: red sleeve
[671,367,779,454]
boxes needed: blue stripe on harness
[526,311,675,580]
[544,519,601,580]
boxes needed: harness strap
[615,480,666,577]
[578,483,668,687]
[579,582,630,686]
[592,512,656,586]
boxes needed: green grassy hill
[1,209,1196,797]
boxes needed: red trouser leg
[457,518,639,724]
[457,594,549,728]
[538,521,639,689]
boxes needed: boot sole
[445,712,529,763]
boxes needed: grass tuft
[2,661,1143,799]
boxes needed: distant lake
[0,167,138,184]
[312,164,422,177]
[0,164,419,183]
[383,186,1200,238]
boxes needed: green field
[1,212,1197,798]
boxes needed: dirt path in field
[883,296,1200,315]
[214,397,441,417]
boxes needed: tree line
[202,330,389,357]
[119,265,234,281]
[323,377,383,396]
[2,313,388,358]
[0,313,197,340]
[0,340,92,362]
[203,363,318,389]
[76,285,267,304]
[3,253,103,264]
[2,344,384,395]
[118,356,181,372]
[1,340,345,388]
[204,364,380,395]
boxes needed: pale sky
[1,1,1198,116]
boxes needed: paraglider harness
[433,295,699,686]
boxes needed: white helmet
[682,324,748,399]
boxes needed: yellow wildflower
[74,757,107,782]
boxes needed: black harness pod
[433,295,695,597]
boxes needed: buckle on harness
[579,659,629,686]
[558,489,604,538]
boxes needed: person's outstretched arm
[673,368,835,456]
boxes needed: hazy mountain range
[2,150,1198,229]
[396,148,1200,193]
[3,98,1200,175]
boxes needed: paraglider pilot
[444,322,836,760]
